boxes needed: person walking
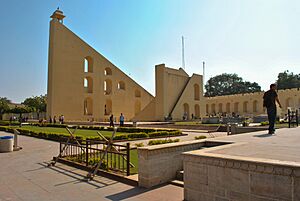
[119,113,124,127]
[263,84,282,134]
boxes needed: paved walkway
[206,127,300,164]
[0,132,183,201]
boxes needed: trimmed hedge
[0,120,21,126]
[0,125,183,142]
[194,135,207,140]
[148,139,180,146]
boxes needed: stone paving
[0,131,183,201]
[207,127,300,163]
[1,126,298,201]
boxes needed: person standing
[109,114,114,127]
[61,115,65,124]
[119,113,124,127]
[263,84,282,134]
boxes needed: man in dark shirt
[263,84,282,134]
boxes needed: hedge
[0,126,183,142]
[148,139,180,146]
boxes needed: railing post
[86,140,89,166]
[126,143,130,176]
[296,109,299,127]
[59,140,62,156]
[288,109,291,128]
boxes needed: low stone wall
[231,126,267,134]
[138,140,206,188]
[183,152,300,201]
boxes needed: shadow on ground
[37,162,118,189]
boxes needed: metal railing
[288,109,299,128]
[59,138,131,176]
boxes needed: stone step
[176,170,184,181]
[170,180,184,187]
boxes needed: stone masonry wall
[184,154,300,201]
[138,140,206,188]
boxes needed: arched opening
[84,97,93,115]
[183,103,190,120]
[104,99,112,115]
[195,104,200,118]
[194,84,200,100]
[118,81,126,90]
[253,100,258,112]
[234,102,239,113]
[286,97,292,109]
[134,101,141,115]
[218,103,223,113]
[84,56,93,73]
[84,77,93,93]
[104,79,112,95]
[211,104,216,114]
[104,67,112,75]
[243,101,248,112]
[226,103,230,113]
[135,89,141,98]
[206,104,209,114]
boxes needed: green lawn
[13,125,140,174]
[12,125,128,138]
[174,121,221,126]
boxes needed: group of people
[109,113,125,127]
[9,116,28,123]
[48,115,64,124]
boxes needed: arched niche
[226,103,230,113]
[104,67,112,75]
[84,56,93,73]
[183,103,190,120]
[118,81,126,90]
[104,99,112,115]
[84,77,93,93]
[104,79,112,95]
[84,97,93,115]
[194,84,200,100]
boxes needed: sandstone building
[46,9,205,122]
[47,9,299,122]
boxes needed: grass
[174,121,221,126]
[10,125,128,138]
[66,148,139,175]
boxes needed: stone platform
[184,127,300,201]
[0,131,183,201]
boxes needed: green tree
[205,73,261,97]
[276,70,300,90]
[0,97,11,120]
[22,95,47,119]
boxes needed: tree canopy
[276,70,300,90]
[205,73,261,97]
[22,95,46,118]
[10,106,31,114]
[0,97,11,120]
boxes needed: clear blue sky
[0,0,299,103]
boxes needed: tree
[10,106,31,116]
[0,97,11,120]
[22,95,47,119]
[276,70,300,90]
[205,73,261,97]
